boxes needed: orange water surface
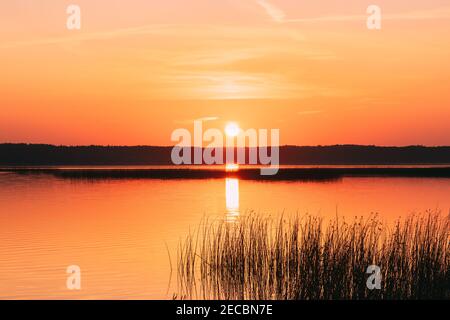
[0,171,449,299]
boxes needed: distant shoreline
[3,166,450,181]
[1,143,450,166]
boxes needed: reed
[177,212,449,299]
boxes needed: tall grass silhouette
[177,212,449,299]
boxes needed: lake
[0,167,449,299]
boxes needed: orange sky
[1,0,449,146]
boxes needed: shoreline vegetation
[2,166,450,181]
[177,212,449,300]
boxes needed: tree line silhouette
[1,143,449,165]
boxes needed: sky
[1,0,449,146]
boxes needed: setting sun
[225,122,240,137]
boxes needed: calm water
[0,170,449,299]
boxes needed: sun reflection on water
[225,178,239,222]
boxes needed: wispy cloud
[256,0,286,23]
[255,1,450,23]
[0,24,175,49]
[0,19,334,100]
[0,23,305,50]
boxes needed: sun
[225,122,240,137]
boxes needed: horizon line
[1,143,450,148]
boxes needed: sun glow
[226,163,239,172]
[225,122,240,137]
